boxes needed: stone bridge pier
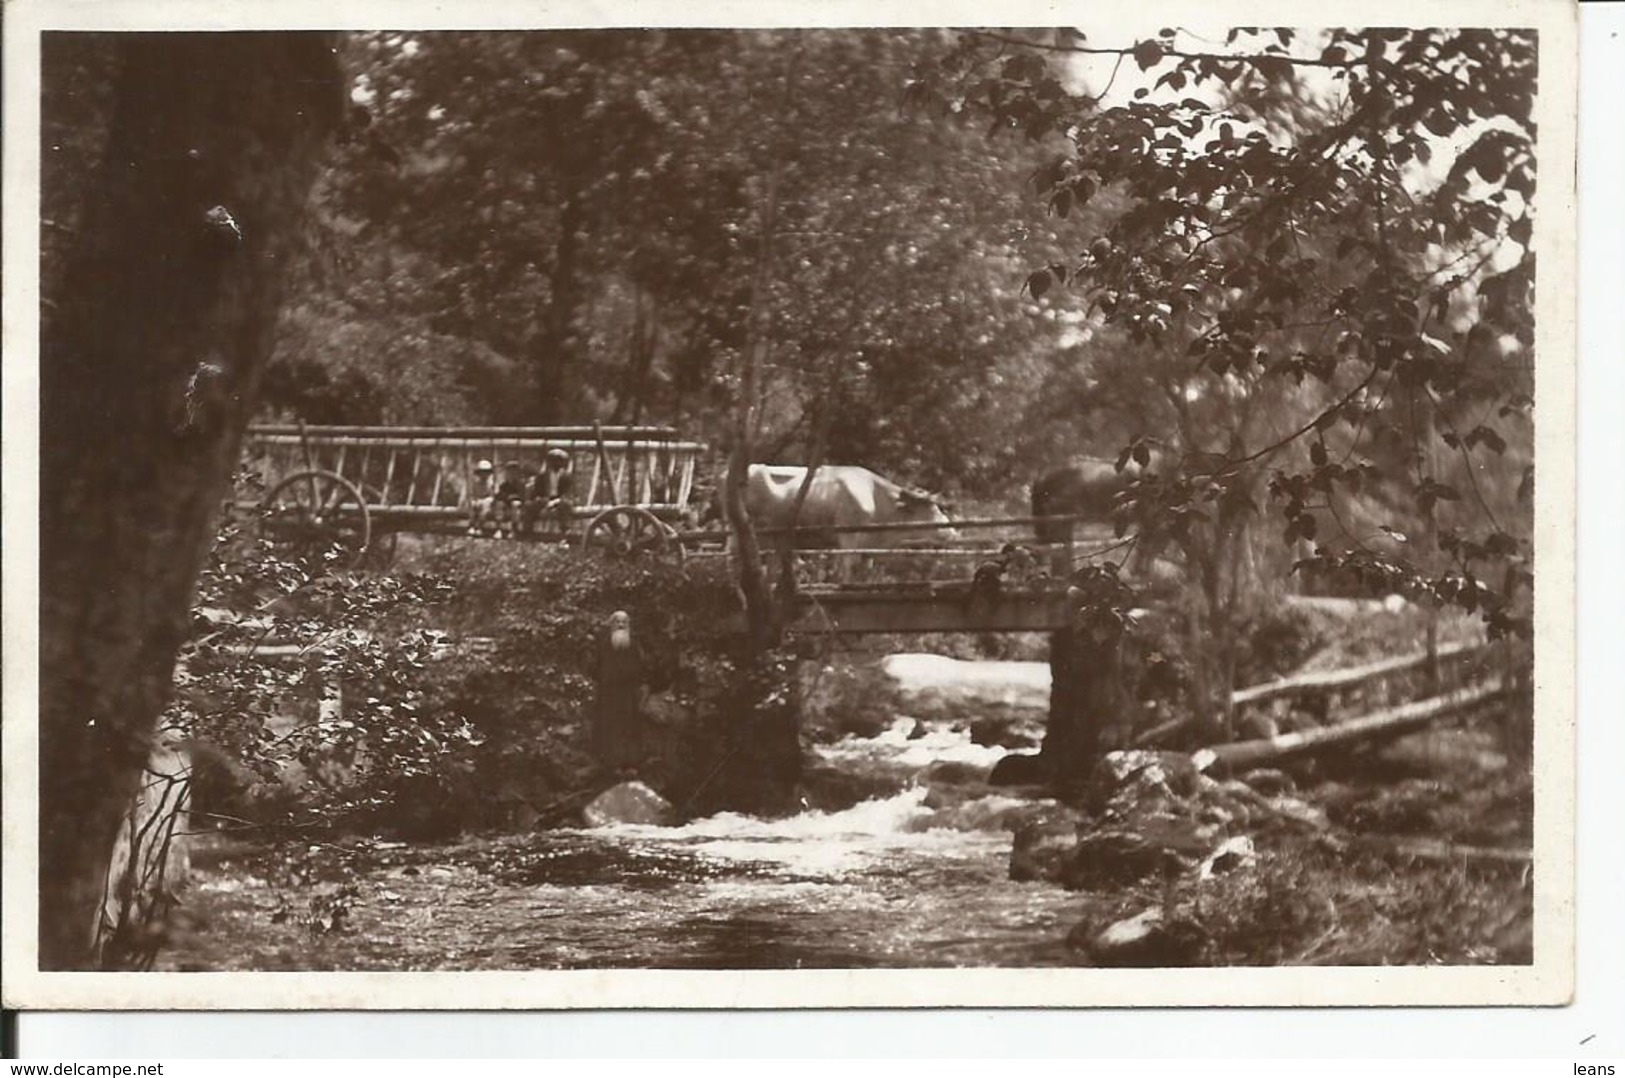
[1038,626,1130,793]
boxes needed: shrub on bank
[182,527,761,840]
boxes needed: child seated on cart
[523,447,575,538]
[467,459,527,537]
[491,460,528,538]
[467,459,498,536]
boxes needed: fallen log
[1197,678,1507,772]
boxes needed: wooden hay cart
[240,423,709,567]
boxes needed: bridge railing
[713,513,1128,587]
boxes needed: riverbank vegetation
[177,518,801,846]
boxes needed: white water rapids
[176,654,1087,970]
[481,655,1077,969]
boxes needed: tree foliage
[918,27,1537,637]
[272,30,1072,493]
[172,499,481,838]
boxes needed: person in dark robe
[591,610,647,777]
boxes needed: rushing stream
[173,660,1089,970]
[456,783,1079,970]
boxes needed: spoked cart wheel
[581,506,684,562]
[258,469,373,569]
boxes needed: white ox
[736,464,955,549]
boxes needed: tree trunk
[709,53,806,812]
[613,286,659,426]
[39,32,342,970]
[536,189,585,424]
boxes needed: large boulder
[1012,748,1243,890]
[582,780,674,827]
[1098,749,1203,802]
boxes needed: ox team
[730,461,1120,549]
[731,464,955,548]
[464,456,1110,546]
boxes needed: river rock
[1280,707,1325,734]
[1240,768,1297,797]
[1197,835,1257,880]
[1237,712,1281,741]
[1009,811,1081,882]
[800,762,909,813]
[922,760,990,786]
[1064,829,1170,889]
[582,781,674,827]
[970,714,1039,750]
[1100,749,1202,800]
[1076,907,1207,967]
[989,751,1050,788]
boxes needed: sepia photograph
[2,0,1578,1010]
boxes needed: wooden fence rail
[1231,638,1488,712]
[1202,678,1508,771]
[1190,636,1522,770]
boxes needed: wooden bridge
[712,514,1126,636]
[777,583,1073,634]
[712,513,1522,773]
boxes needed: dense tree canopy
[270,30,1076,493]
[915,27,1537,636]
[260,30,1539,624]
[105,24,1543,653]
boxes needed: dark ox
[737,464,955,549]
[1030,459,1141,543]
